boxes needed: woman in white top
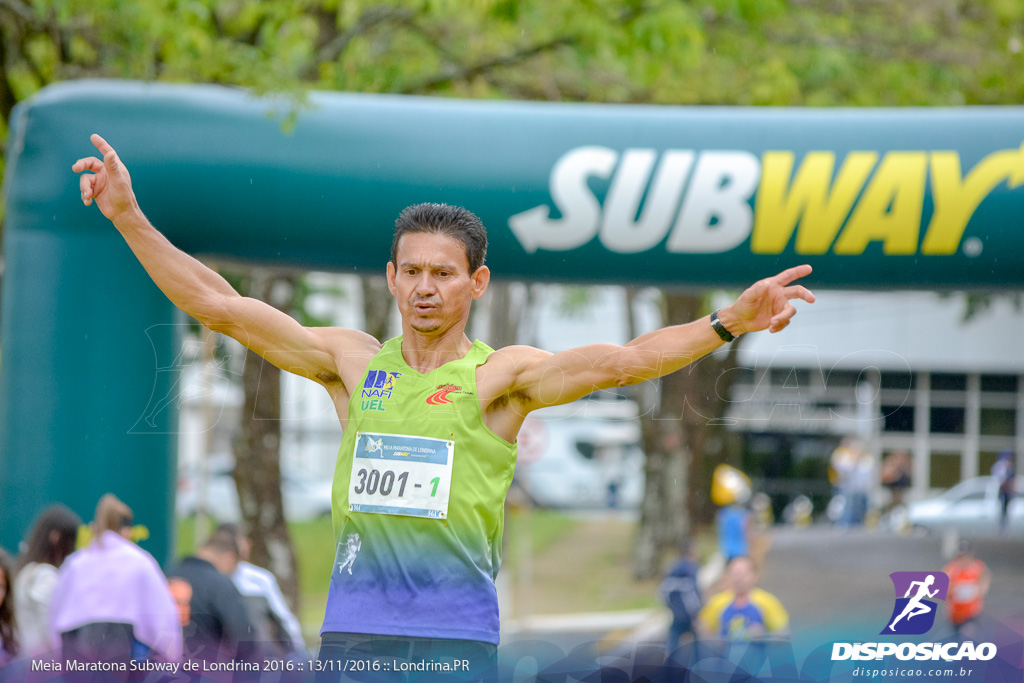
[0,548,19,667]
[12,505,80,658]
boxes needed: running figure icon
[889,574,939,631]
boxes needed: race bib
[953,583,980,602]
[349,432,454,519]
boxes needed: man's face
[728,557,757,595]
[387,232,489,336]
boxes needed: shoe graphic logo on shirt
[427,384,463,405]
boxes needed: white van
[513,398,646,509]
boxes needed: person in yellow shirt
[698,556,789,641]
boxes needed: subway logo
[509,144,1024,257]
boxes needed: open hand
[72,134,138,222]
[723,265,815,335]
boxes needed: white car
[907,475,1023,535]
[513,399,645,509]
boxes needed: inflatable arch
[3,80,1023,562]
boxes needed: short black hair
[204,524,241,555]
[391,203,487,273]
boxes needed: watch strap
[710,310,736,343]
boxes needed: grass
[503,511,663,617]
[176,507,686,643]
[505,506,578,555]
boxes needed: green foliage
[2,0,1024,131]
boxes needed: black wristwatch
[710,310,736,343]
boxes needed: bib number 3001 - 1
[348,432,454,519]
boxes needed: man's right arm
[74,134,379,387]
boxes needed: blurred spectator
[782,495,813,528]
[222,524,306,657]
[944,540,990,641]
[750,493,774,533]
[48,494,182,665]
[717,503,750,563]
[846,450,876,526]
[13,505,81,657]
[991,450,1016,533]
[697,557,788,641]
[167,525,256,665]
[830,439,875,526]
[0,548,19,667]
[880,451,912,512]
[659,539,703,654]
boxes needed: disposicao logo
[882,571,948,635]
[831,569,997,663]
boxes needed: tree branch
[401,35,575,94]
[313,6,416,69]
[0,0,36,25]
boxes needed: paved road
[759,527,1024,644]
[498,526,1024,679]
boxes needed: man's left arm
[755,590,790,635]
[504,265,814,411]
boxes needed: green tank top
[322,336,517,643]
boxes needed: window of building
[825,369,864,389]
[929,452,962,488]
[882,405,915,432]
[980,374,1018,393]
[930,407,965,434]
[880,371,914,390]
[931,372,967,391]
[979,408,1016,437]
[770,368,812,388]
[979,451,1004,477]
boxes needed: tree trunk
[632,291,746,579]
[361,275,393,342]
[485,282,531,348]
[232,269,299,610]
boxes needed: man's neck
[400,325,474,373]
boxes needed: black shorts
[317,632,496,683]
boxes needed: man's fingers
[771,264,812,287]
[72,156,104,174]
[80,174,95,206]
[90,133,120,171]
[769,303,797,332]
[90,133,113,155]
[783,285,815,303]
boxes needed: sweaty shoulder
[309,327,382,389]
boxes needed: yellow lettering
[923,145,1024,254]
[834,152,928,255]
[752,151,877,254]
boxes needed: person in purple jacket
[48,494,182,666]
